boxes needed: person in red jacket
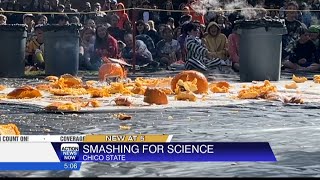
[116,2,129,29]
[188,0,205,25]
[91,24,119,70]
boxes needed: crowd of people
[0,0,320,73]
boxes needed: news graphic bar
[0,162,81,170]
[0,134,172,142]
[52,142,277,162]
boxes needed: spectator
[202,22,229,62]
[122,33,154,66]
[184,22,221,71]
[41,0,51,12]
[173,26,182,39]
[36,14,48,25]
[167,17,175,30]
[188,0,205,25]
[146,20,160,44]
[283,28,319,71]
[93,2,106,25]
[228,24,240,72]
[25,26,44,69]
[85,19,96,31]
[94,24,119,59]
[309,25,320,47]
[123,20,133,37]
[27,0,41,12]
[70,16,80,24]
[108,14,124,41]
[179,6,193,26]
[55,14,69,26]
[282,1,305,60]
[136,34,157,57]
[138,1,154,23]
[156,25,181,67]
[104,0,118,24]
[215,14,232,38]
[267,4,279,18]
[57,4,65,12]
[300,2,312,28]
[64,0,78,13]
[102,0,111,11]
[79,27,95,70]
[160,1,174,24]
[80,2,92,24]
[23,14,35,42]
[116,2,129,29]
[0,14,6,24]
[135,20,148,35]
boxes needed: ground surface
[0,69,319,177]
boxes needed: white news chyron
[0,135,85,142]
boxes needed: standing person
[116,2,129,29]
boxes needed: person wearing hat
[202,21,231,67]
[309,25,320,47]
[25,25,45,70]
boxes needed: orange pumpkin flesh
[99,63,126,82]
[171,70,208,94]
[144,87,168,105]
[0,124,20,135]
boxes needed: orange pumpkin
[171,70,208,94]
[144,87,168,105]
[99,63,126,82]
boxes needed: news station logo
[60,143,79,161]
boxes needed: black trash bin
[41,24,82,76]
[0,24,27,77]
[235,18,287,82]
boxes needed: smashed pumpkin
[292,74,308,83]
[313,75,320,83]
[99,63,126,82]
[45,76,59,82]
[171,70,208,94]
[238,80,277,99]
[0,124,20,135]
[7,86,42,99]
[210,81,230,93]
[0,85,6,91]
[175,91,197,102]
[144,87,168,105]
[45,102,81,111]
[114,96,132,106]
[285,82,298,89]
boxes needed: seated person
[156,25,181,67]
[0,14,7,25]
[283,28,320,71]
[136,34,157,57]
[202,21,230,65]
[122,33,154,66]
[79,27,95,70]
[25,26,45,69]
[184,22,221,71]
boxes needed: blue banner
[0,162,81,170]
[51,142,276,162]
